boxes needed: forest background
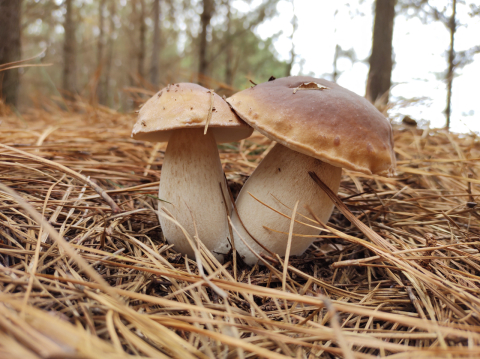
[1,0,479,132]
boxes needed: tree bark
[103,0,116,106]
[0,0,23,107]
[224,1,233,86]
[96,0,106,104]
[97,0,106,68]
[198,0,214,86]
[366,0,396,105]
[150,0,161,85]
[138,0,146,79]
[445,0,456,130]
[63,0,77,96]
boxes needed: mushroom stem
[231,143,342,265]
[158,128,232,262]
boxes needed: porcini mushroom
[227,76,396,265]
[132,83,253,262]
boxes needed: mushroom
[132,83,253,262]
[227,76,396,265]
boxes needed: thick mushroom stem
[158,128,232,262]
[231,143,342,265]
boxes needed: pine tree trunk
[63,0,77,96]
[138,0,146,79]
[225,1,233,86]
[103,0,116,106]
[150,0,160,86]
[445,0,456,130]
[97,0,106,104]
[198,0,214,86]
[0,0,22,107]
[366,0,396,105]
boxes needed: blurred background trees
[0,0,23,107]
[1,0,479,130]
[12,0,286,110]
[397,0,477,129]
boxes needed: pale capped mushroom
[227,76,396,265]
[132,83,253,262]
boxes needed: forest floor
[1,99,480,359]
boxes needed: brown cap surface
[227,76,396,175]
[131,83,253,143]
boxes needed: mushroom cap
[131,83,253,143]
[227,76,396,176]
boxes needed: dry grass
[1,97,480,359]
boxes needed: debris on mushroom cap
[131,83,253,143]
[227,76,396,176]
[292,82,329,94]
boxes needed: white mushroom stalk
[131,83,253,262]
[227,76,396,265]
[231,143,342,265]
[159,128,232,262]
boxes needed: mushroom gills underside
[158,128,232,262]
[231,143,342,265]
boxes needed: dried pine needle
[1,98,480,358]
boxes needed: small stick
[406,286,428,321]
[467,173,474,203]
[143,142,162,176]
[283,200,299,292]
[332,256,381,268]
[81,248,125,273]
[230,192,276,257]
[219,181,237,281]
[204,89,215,135]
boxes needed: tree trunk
[224,1,233,86]
[97,0,106,68]
[103,0,116,106]
[97,0,106,104]
[150,0,160,86]
[63,0,77,96]
[138,0,146,79]
[445,0,456,130]
[198,0,214,86]
[366,0,396,105]
[0,0,22,107]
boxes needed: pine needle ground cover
[1,102,479,359]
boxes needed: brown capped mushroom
[132,83,253,262]
[227,76,396,265]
